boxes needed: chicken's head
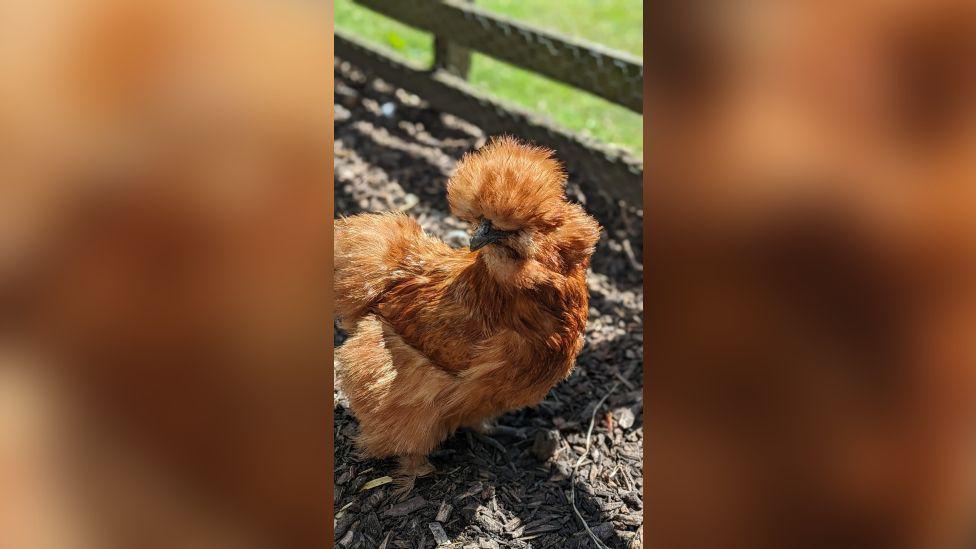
[447,136,600,286]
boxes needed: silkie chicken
[334,137,601,493]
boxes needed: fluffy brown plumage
[334,137,600,484]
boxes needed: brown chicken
[334,137,600,489]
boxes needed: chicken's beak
[469,219,504,251]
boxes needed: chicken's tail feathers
[333,212,423,323]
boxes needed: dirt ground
[333,58,644,549]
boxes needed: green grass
[334,0,643,154]
[476,0,642,56]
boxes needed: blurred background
[649,1,976,548]
[1,0,329,547]
[16,0,976,547]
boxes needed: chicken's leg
[391,454,434,501]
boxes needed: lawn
[334,0,643,154]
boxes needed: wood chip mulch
[334,59,644,549]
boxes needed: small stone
[532,429,560,461]
[614,406,636,430]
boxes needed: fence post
[433,0,472,78]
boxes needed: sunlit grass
[335,0,643,154]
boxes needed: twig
[569,381,619,549]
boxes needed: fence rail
[335,0,643,207]
[354,0,643,113]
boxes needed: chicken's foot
[391,454,434,501]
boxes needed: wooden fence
[334,0,643,206]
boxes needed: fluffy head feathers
[445,136,601,286]
[447,136,567,231]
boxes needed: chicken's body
[334,138,599,482]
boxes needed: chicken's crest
[447,136,566,231]
[446,136,601,286]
